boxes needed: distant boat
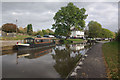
[16,37,55,50]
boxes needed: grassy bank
[67,39,84,42]
[1,35,32,40]
[60,39,84,44]
[102,41,119,78]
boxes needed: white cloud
[1,2,118,32]
[84,2,118,31]
[1,0,119,2]
[12,12,30,15]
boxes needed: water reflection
[70,44,84,51]
[2,43,91,78]
[17,47,52,59]
[51,44,89,78]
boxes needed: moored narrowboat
[16,37,55,50]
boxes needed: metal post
[16,19,17,34]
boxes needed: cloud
[83,2,118,32]
[1,0,119,2]
[1,2,118,32]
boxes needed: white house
[70,27,84,38]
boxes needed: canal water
[2,43,92,78]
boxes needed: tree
[116,29,120,41]
[19,27,27,34]
[52,2,88,37]
[101,28,114,38]
[27,24,33,35]
[32,31,37,36]
[47,29,54,35]
[88,21,114,38]
[2,23,18,33]
[42,29,49,35]
[88,21,102,38]
[37,30,43,36]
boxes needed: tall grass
[102,41,119,78]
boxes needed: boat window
[41,39,43,42]
[36,39,39,43]
[43,39,49,42]
[24,39,33,43]
[50,40,53,42]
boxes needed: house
[70,27,84,38]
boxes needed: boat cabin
[24,37,54,44]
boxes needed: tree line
[1,2,118,39]
[52,2,115,39]
[1,23,54,36]
[86,21,115,38]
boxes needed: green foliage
[32,29,54,36]
[42,29,49,35]
[2,23,18,33]
[68,39,83,41]
[101,28,114,38]
[2,35,32,40]
[19,27,27,34]
[116,29,120,41]
[102,41,120,78]
[37,30,43,36]
[27,24,33,35]
[88,21,114,38]
[52,2,88,37]
[88,21,102,38]
[84,30,89,36]
[47,29,54,35]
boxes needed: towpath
[76,43,107,78]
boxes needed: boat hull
[17,42,55,51]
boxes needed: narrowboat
[16,37,55,50]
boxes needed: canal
[2,43,92,78]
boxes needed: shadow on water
[2,43,92,78]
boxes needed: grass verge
[67,39,84,42]
[102,41,120,78]
[1,35,32,40]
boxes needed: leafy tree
[52,2,88,37]
[47,29,54,35]
[37,30,43,36]
[32,31,37,36]
[84,30,89,36]
[116,29,120,41]
[19,27,27,34]
[27,24,33,35]
[42,29,49,35]
[101,28,114,38]
[2,23,18,33]
[88,21,102,38]
[88,21,114,38]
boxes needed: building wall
[2,31,16,37]
[70,31,84,38]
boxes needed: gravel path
[76,43,107,78]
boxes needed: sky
[0,0,119,32]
